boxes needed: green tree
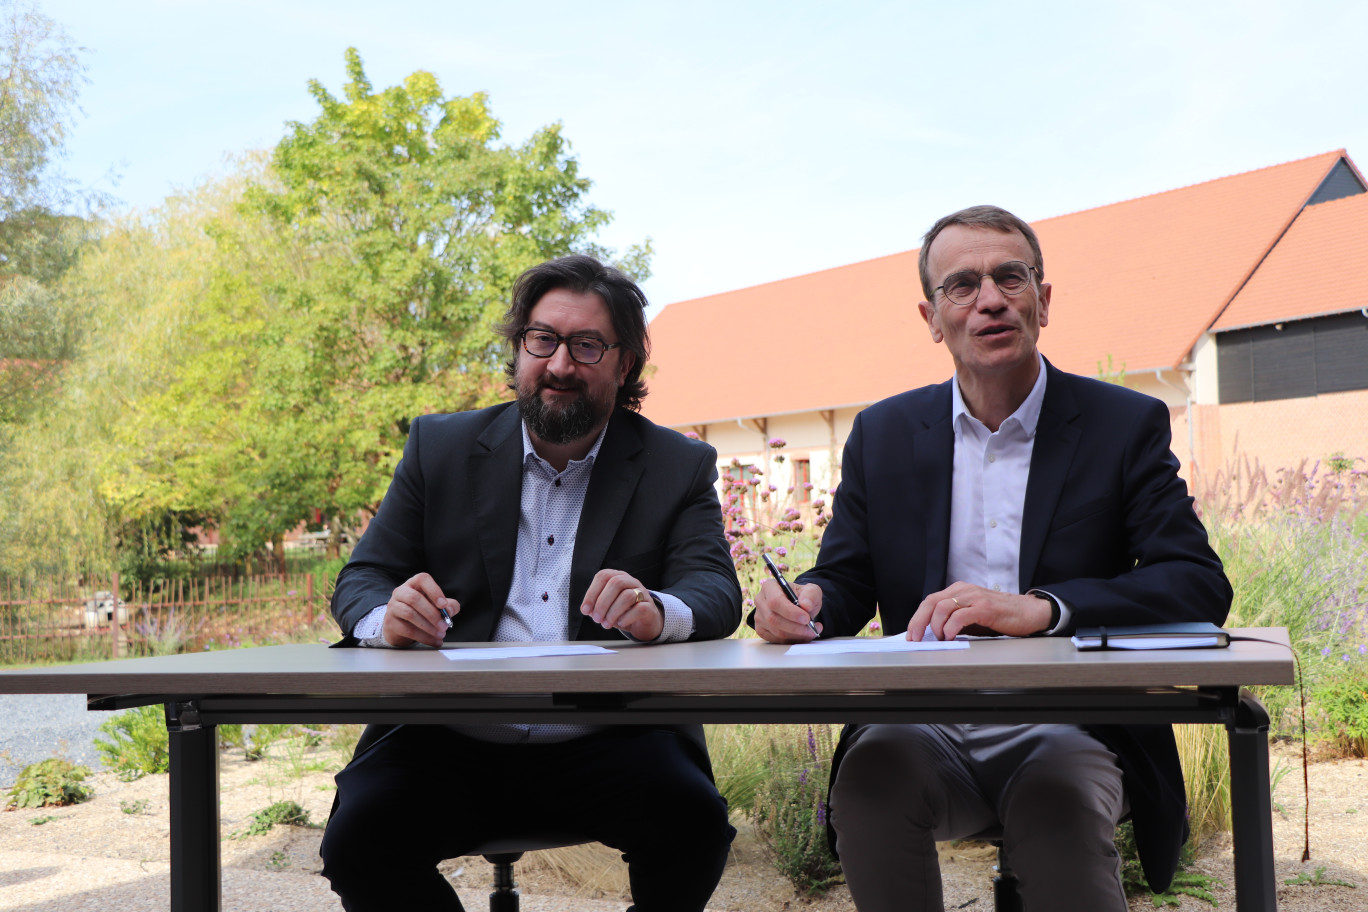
[89,49,649,568]
[1,2,93,448]
[0,0,84,216]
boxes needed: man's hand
[381,572,459,648]
[754,579,823,644]
[581,569,665,641]
[908,583,1051,642]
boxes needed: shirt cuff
[1027,588,1072,635]
[626,590,695,643]
[354,604,395,648]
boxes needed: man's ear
[1036,282,1051,328]
[918,300,943,344]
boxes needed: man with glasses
[754,206,1231,910]
[322,255,741,912]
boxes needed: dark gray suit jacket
[331,402,742,761]
[804,361,1232,892]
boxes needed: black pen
[762,553,819,637]
[437,604,453,629]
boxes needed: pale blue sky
[41,0,1368,312]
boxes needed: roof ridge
[1032,149,1345,225]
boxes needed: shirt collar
[951,352,1048,439]
[520,419,610,471]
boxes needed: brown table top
[0,629,1293,697]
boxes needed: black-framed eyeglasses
[519,329,622,365]
[933,260,1041,307]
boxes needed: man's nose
[547,341,579,371]
[974,276,1009,310]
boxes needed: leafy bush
[1310,665,1368,758]
[5,758,93,808]
[243,723,299,761]
[1116,821,1223,906]
[94,704,169,780]
[752,724,843,896]
[236,800,315,837]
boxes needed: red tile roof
[1213,191,1368,331]
[642,151,1349,429]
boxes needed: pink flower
[768,437,787,449]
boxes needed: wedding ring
[951,597,961,608]
[633,588,647,603]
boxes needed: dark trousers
[320,724,735,912]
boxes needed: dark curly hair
[498,255,650,411]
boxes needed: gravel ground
[1,707,1365,911]
[0,695,121,788]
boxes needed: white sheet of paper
[441,645,618,661]
[1071,636,1220,650]
[785,638,970,656]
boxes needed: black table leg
[1226,688,1276,911]
[166,701,220,912]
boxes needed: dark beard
[516,382,608,445]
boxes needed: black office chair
[469,834,590,912]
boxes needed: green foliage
[0,0,85,215]
[94,704,169,780]
[1096,354,1128,386]
[119,798,149,815]
[1174,724,1231,841]
[1116,821,1223,906]
[752,725,843,896]
[243,723,297,761]
[4,757,92,808]
[1309,665,1368,758]
[1284,865,1356,888]
[705,723,775,816]
[236,799,315,838]
[0,47,648,579]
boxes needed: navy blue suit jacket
[804,360,1232,891]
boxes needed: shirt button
[541,592,549,601]
[554,479,561,487]
[993,584,1001,592]
[547,535,555,545]
[989,519,997,528]
[987,454,996,463]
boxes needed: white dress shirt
[353,420,696,742]
[947,353,1069,633]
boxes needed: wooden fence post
[110,572,124,659]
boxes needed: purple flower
[806,726,818,760]
[869,621,881,632]
[1322,647,1332,656]
[817,800,828,826]
[1359,644,1366,656]
[798,768,808,785]
[776,547,788,557]
[768,437,787,449]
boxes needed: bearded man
[321,255,742,912]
